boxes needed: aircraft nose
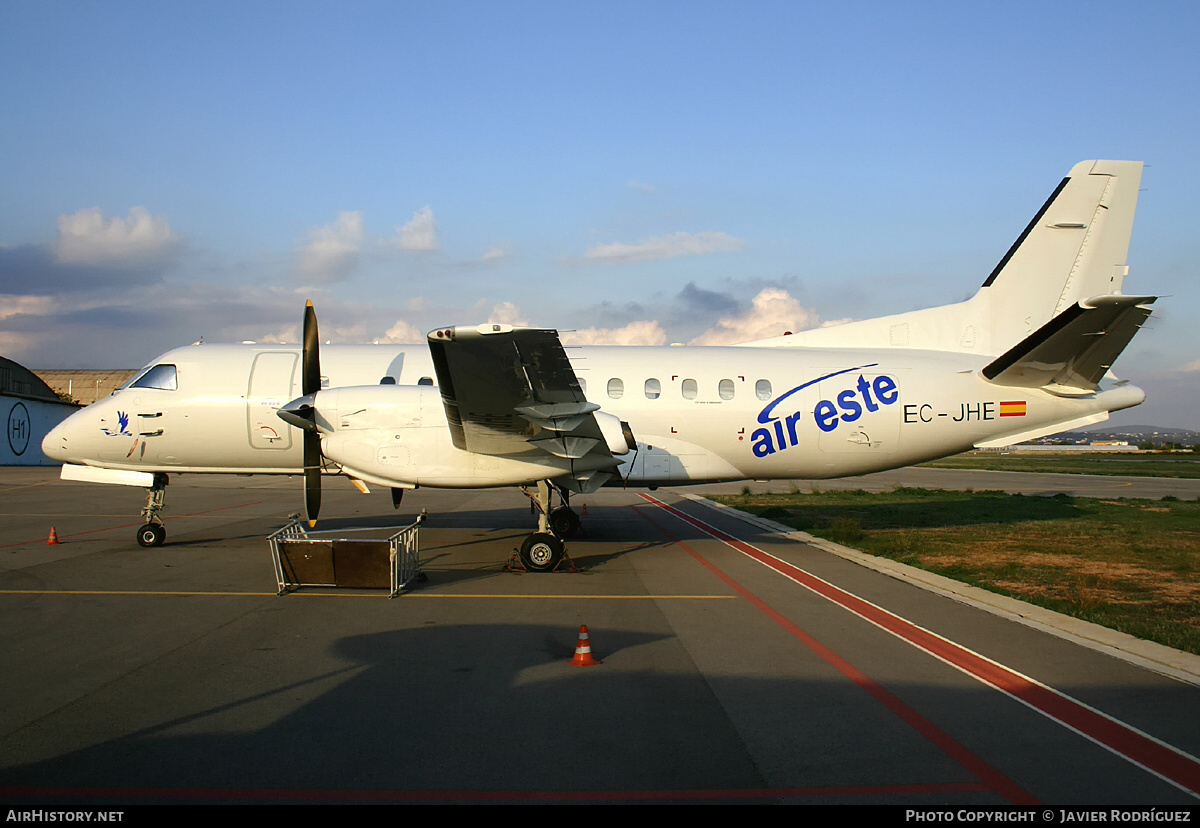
[42,410,80,462]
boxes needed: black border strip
[981,302,1087,380]
[981,176,1071,287]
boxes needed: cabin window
[607,378,624,399]
[681,378,697,400]
[380,376,396,385]
[417,376,434,386]
[644,378,661,399]
[718,379,735,400]
[756,379,772,400]
[130,364,178,391]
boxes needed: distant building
[979,443,1140,453]
[1,357,80,465]
[33,369,138,406]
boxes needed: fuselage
[42,341,1144,488]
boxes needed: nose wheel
[135,473,169,547]
[137,522,167,547]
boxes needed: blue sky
[2,1,1197,428]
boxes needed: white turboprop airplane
[44,160,1156,571]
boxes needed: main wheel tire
[548,506,581,538]
[136,523,166,547]
[519,532,564,572]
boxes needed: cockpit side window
[130,363,178,391]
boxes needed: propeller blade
[303,430,321,526]
[302,300,321,396]
[301,301,322,525]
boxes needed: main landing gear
[136,473,169,547]
[517,480,581,572]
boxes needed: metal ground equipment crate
[267,515,423,597]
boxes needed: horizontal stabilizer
[982,295,1155,394]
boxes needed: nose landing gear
[136,473,169,547]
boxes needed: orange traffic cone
[581,503,588,516]
[569,624,601,666]
[47,527,60,545]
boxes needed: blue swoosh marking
[757,363,879,424]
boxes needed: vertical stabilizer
[978,159,1143,346]
[742,160,1144,357]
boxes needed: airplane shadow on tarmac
[3,620,1200,805]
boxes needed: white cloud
[380,319,424,343]
[296,210,364,280]
[0,294,56,321]
[689,287,822,345]
[480,243,511,262]
[584,231,743,264]
[561,320,667,346]
[258,325,301,344]
[626,180,659,194]
[488,301,528,326]
[53,206,180,267]
[1182,358,1200,372]
[393,206,438,251]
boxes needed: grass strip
[712,486,1200,655]
[919,453,1200,479]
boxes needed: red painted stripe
[640,493,1200,799]
[635,501,1038,806]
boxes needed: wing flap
[427,325,618,485]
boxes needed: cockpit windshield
[125,363,178,391]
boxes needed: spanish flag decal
[999,400,1027,417]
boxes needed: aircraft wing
[427,324,620,490]
[981,295,1156,395]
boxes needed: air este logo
[750,363,900,457]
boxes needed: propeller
[277,301,322,526]
[301,301,322,525]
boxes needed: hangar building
[1,357,81,465]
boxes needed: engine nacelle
[283,383,631,489]
[594,410,635,455]
[313,384,439,433]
